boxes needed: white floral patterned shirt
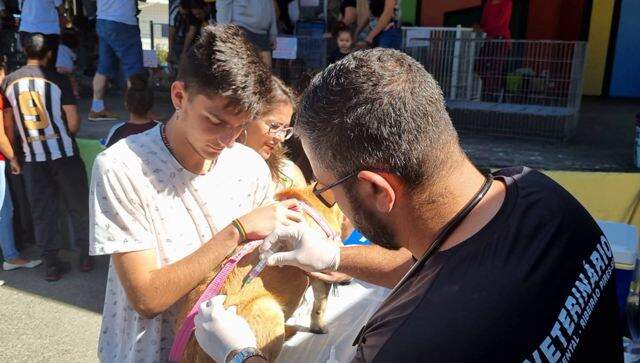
[89,126,271,362]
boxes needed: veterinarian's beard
[347,189,399,250]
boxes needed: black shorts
[240,27,271,52]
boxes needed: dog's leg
[309,279,331,334]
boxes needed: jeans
[96,19,144,79]
[375,26,402,50]
[0,161,19,261]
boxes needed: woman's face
[244,102,294,160]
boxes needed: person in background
[473,0,512,102]
[240,75,306,194]
[356,0,401,50]
[89,0,143,121]
[0,88,41,271]
[182,0,213,58]
[56,29,80,99]
[168,0,193,72]
[217,0,278,67]
[18,0,68,69]
[340,0,357,28]
[328,24,353,64]
[275,0,294,35]
[101,73,158,148]
[1,33,92,281]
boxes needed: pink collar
[169,202,337,362]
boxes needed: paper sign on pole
[405,28,431,47]
[272,37,298,60]
[143,49,159,68]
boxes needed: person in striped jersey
[1,33,92,281]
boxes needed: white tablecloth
[276,280,390,363]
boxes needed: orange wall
[526,0,561,39]
[526,0,585,40]
[420,0,481,26]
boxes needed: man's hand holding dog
[260,223,340,272]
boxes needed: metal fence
[400,27,587,139]
[143,23,587,140]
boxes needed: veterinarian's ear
[356,171,397,213]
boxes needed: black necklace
[160,123,172,152]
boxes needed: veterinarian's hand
[260,223,340,272]
[194,295,258,363]
[238,199,304,240]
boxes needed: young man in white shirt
[89,24,303,362]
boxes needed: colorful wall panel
[401,0,418,24]
[419,0,481,26]
[583,0,615,96]
[608,0,640,97]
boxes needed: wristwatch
[227,347,265,363]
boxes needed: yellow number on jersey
[18,91,50,130]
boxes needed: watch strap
[228,347,265,363]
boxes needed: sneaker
[3,258,43,271]
[79,256,95,272]
[88,109,119,121]
[45,259,71,282]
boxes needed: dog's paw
[309,325,328,334]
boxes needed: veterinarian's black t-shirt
[352,167,623,363]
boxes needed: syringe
[242,243,281,287]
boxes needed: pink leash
[169,202,337,362]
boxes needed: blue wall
[609,0,640,97]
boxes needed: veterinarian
[194,49,623,362]
[88,25,303,362]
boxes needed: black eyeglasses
[312,169,393,208]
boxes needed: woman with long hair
[240,76,306,193]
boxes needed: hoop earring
[237,129,248,143]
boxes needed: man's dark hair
[177,24,272,117]
[23,33,51,60]
[295,48,461,190]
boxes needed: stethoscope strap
[352,173,494,347]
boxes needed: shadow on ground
[0,248,109,314]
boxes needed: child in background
[101,73,158,148]
[56,29,80,99]
[328,23,353,64]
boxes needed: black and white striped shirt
[1,65,78,162]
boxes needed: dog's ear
[274,188,307,202]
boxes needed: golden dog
[179,187,346,362]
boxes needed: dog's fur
[179,187,345,362]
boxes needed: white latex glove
[260,223,340,272]
[194,295,257,363]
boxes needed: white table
[276,280,390,363]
